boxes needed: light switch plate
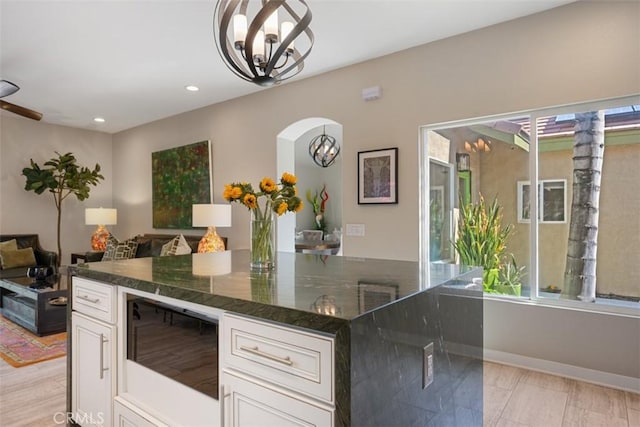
[346,223,365,236]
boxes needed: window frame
[419,94,640,317]
[517,179,567,224]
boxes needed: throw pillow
[0,239,19,269]
[160,235,192,256]
[0,239,18,252]
[0,247,37,269]
[102,235,139,261]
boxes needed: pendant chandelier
[309,126,340,167]
[213,0,314,87]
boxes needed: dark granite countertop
[70,250,480,332]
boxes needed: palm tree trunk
[562,111,605,302]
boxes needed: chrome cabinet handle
[78,294,100,304]
[99,334,109,379]
[240,345,293,366]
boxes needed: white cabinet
[221,371,333,427]
[71,277,116,427]
[221,313,335,427]
[113,397,168,427]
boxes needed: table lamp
[85,208,117,251]
[192,204,231,253]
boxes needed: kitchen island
[67,250,483,426]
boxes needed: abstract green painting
[152,141,212,229]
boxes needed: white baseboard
[484,348,640,393]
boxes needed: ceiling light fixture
[213,0,314,87]
[309,126,340,168]
[93,117,105,123]
[185,85,200,92]
[465,137,491,153]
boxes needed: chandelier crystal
[213,0,314,87]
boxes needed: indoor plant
[22,152,104,268]
[223,172,303,270]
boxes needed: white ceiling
[0,0,573,134]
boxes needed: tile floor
[0,356,638,426]
[483,361,640,427]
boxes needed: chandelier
[309,126,340,167]
[213,0,314,87]
[464,137,491,153]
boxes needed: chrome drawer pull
[99,334,109,379]
[78,294,100,304]
[240,345,293,366]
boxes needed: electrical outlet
[423,342,434,389]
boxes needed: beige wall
[0,115,113,264]
[112,1,640,261]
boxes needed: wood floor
[0,357,638,426]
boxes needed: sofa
[0,234,58,279]
[83,233,228,262]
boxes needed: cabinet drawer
[223,313,334,403]
[114,397,168,427]
[72,277,116,323]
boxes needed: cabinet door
[71,312,116,427]
[222,371,333,427]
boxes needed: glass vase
[250,209,275,271]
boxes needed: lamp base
[198,227,226,253]
[91,225,110,251]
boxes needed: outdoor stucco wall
[481,142,640,298]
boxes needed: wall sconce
[456,153,470,172]
[85,208,117,251]
[192,204,232,253]
[309,126,340,167]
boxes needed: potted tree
[22,152,104,268]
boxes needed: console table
[0,276,67,335]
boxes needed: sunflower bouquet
[223,172,303,269]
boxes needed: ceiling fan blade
[0,80,20,98]
[0,100,43,121]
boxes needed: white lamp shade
[85,208,117,225]
[192,204,232,227]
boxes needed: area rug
[0,315,66,367]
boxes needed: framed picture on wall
[357,147,398,204]
[152,140,213,228]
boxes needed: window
[517,180,566,223]
[421,96,640,315]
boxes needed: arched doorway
[276,118,344,253]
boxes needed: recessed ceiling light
[93,117,105,123]
[185,85,199,92]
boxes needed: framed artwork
[358,147,398,204]
[517,179,567,224]
[152,140,212,228]
[358,281,400,314]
